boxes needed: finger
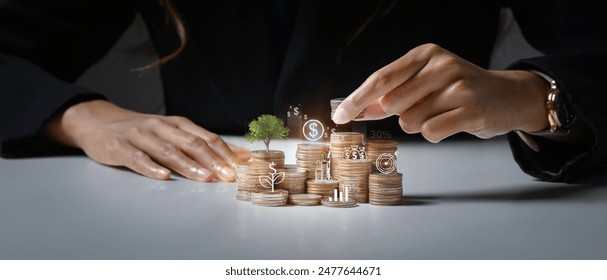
[398,88,462,133]
[114,142,172,180]
[173,117,247,167]
[353,99,392,121]
[227,142,252,162]
[332,44,435,124]
[416,108,469,143]
[156,128,235,181]
[129,135,215,182]
[379,54,458,116]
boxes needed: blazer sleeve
[0,0,136,157]
[506,1,607,182]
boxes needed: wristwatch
[515,70,576,152]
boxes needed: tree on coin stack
[241,114,290,206]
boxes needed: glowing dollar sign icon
[287,111,291,117]
[303,119,324,141]
[304,114,307,120]
[294,107,299,116]
[309,123,318,138]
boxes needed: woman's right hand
[42,100,251,181]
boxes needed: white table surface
[1,136,606,259]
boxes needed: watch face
[554,92,576,128]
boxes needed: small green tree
[245,114,289,152]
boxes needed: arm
[1,0,250,181]
[332,2,607,182]
[506,1,607,182]
[0,0,136,156]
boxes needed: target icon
[376,153,397,174]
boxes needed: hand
[42,100,251,181]
[332,43,550,142]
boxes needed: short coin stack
[338,159,372,203]
[366,140,399,173]
[368,173,403,205]
[329,132,365,180]
[251,189,289,207]
[288,194,322,206]
[295,143,329,180]
[277,169,307,194]
[305,179,339,196]
[320,196,357,208]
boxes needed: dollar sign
[309,123,318,138]
[287,111,291,117]
[304,114,307,120]
[294,107,299,116]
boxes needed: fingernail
[332,107,350,124]
[197,169,214,181]
[219,167,236,182]
[156,168,170,178]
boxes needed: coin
[330,98,364,120]
[288,194,321,206]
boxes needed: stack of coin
[337,159,372,203]
[329,132,365,180]
[250,150,285,169]
[330,98,365,120]
[366,140,399,173]
[368,173,403,206]
[235,163,269,200]
[277,169,307,194]
[288,194,322,206]
[320,196,357,208]
[251,190,289,207]
[295,143,329,180]
[306,179,339,196]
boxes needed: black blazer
[1,0,606,182]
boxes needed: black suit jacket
[1,0,606,182]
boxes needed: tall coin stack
[295,143,329,180]
[338,159,372,203]
[368,173,403,205]
[329,132,365,180]
[366,140,399,173]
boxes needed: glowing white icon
[314,152,333,182]
[328,185,351,202]
[259,162,285,192]
[303,119,324,141]
[376,151,398,174]
[342,145,367,161]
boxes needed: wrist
[510,70,552,133]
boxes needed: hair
[133,0,187,72]
[136,0,396,71]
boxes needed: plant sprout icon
[259,162,285,192]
